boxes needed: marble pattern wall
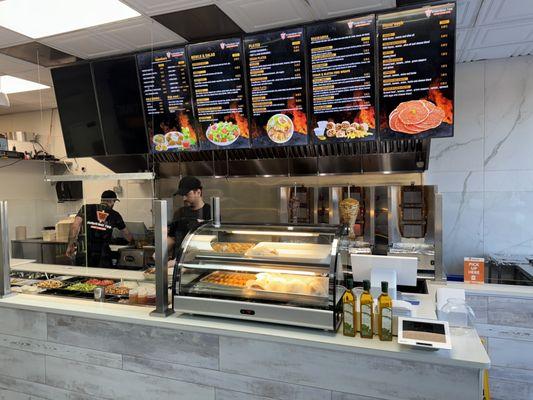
[424,55,533,276]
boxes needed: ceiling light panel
[0,0,141,39]
[0,75,50,94]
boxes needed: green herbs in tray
[65,282,97,293]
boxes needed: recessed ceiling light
[0,0,141,39]
[0,76,50,94]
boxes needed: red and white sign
[464,257,485,284]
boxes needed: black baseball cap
[174,176,202,196]
[101,190,120,202]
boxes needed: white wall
[424,55,533,276]
[0,109,155,237]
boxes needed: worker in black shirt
[168,176,211,256]
[66,190,134,267]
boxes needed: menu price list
[137,48,199,152]
[244,28,308,148]
[378,3,455,140]
[308,15,376,143]
[188,39,250,150]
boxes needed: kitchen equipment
[173,222,344,330]
[117,248,145,269]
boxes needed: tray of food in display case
[173,223,345,330]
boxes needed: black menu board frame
[188,38,251,151]
[244,27,309,148]
[136,48,199,153]
[377,1,456,140]
[307,15,377,144]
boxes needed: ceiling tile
[0,42,79,67]
[0,26,32,49]
[469,22,533,49]
[153,4,242,41]
[121,0,214,16]
[41,30,128,59]
[218,0,315,32]
[456,0,482,29]
[305,0,395,19]
[457,28,473,50]
[90,16,185,51]
[461,44,523,62]
[0,53,38,75]
[477,0,533,26]
[12,67,53,87]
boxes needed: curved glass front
[177,223,341,309]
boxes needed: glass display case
[173,222,344,330]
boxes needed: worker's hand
[66,243,76,257]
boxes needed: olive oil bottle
[342,287,356,337]
[378,281,393,341]
[359,280,374,338]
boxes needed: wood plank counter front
[0,292,489,400]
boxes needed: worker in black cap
[66,190,133,267]
[168,176,211,256]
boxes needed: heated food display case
[173,223,344,330]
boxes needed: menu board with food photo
[244,28,308,147]
[137,48,199,152]
[378,2,455,139]
[308,15,377,143]
[188,39,250,150]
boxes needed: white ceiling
[0,0,532,115]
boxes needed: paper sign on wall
[464,257,485,284]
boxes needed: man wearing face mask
[66,190,133,267]
[168,176,211,257]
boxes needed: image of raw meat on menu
[387,90,452,137]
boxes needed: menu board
[188,38,250,150]
[378,3,455,139]
[244,28,308,147]
[137,48,199,152]
[308,15,376,143]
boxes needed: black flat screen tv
[51,64,106,157]
[92,56,149,155]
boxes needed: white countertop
[10,258,36,267]
[0,291,490,370]
[429,280,533,299]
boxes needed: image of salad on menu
[245,28,308,147]
[308,16,377,143]
[189,39,250,150]
[378,3,455,139]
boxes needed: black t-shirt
[77,203,126,254]
[168,203,211,252]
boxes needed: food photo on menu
[188,38,251,150]
[378,3,456,139]
[150,112,199,153]
[308,16,377,143]
[245,28,308,147]
[137,49,199,153]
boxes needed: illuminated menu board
[137,48,198,152]
[378,3,455,139]
[244,28,308,147]
[188,38,250,150]
[308,15,376,143]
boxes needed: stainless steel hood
[93,138,429,177]
[156,138,430,178]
